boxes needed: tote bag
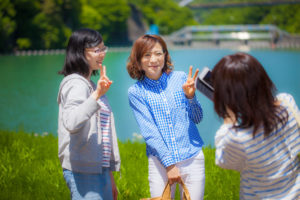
[141,180,191,200]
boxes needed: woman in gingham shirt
[127,35,205,199]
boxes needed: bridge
[179,0,300,9]
[164,24,300,49]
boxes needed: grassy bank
[0,130,239,199]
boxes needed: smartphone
[195,67,214,100]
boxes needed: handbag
[141,179,191,200]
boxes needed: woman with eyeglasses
[57,28,120,200]
[127,35,205,199]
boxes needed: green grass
[0,130,240,199]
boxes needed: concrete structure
[183,0,300,9]
[163,24,300,49]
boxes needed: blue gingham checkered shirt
[128,71,204,167]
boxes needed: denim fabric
[63,168,113,200]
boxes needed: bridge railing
[163,24,300,49]
[169,25,285,42]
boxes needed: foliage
[200,7,270,25]
[129,0,197,35]
[0,0,16,53]
[79,0,131,45]
[191,0,299,4]
[193,2,300,35]
[260,5,300,34]
[0,0,197,53]
[16,38,31,49]
[2,0,300,53]
[0,130,240,200]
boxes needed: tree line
[1,0,299,53]
[191,0,300,34]
[0,0,196,53]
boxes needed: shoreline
[2,43,300,57]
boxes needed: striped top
[215,93,300,200]
[99,96,112,167]
[128,71,204,167]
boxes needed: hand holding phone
[195,67,214,100]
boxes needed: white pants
[148,150,205,200]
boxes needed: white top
[215,93,300,200]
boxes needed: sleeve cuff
[84,96,101,115]
[161,155,175,168]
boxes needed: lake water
[0,49,299,146]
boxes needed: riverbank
[6,39,300,57]
[0,130,240,199]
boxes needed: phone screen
[203,71,213,87]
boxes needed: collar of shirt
[141,72,168,88]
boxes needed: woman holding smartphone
[212,52,300,199]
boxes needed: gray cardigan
[57,73,120,173]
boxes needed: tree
[0,0,16,53]
[261,5,300,34]
[79,0,131,45]
[31,0,73,49]
[201,7,269,25]
[130,0,197,35]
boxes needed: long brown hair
[212,52,288,137]
[126,34,173,80]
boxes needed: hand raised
[182,66,199,99]
[92,65,112,100]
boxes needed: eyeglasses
[86,46,108,54]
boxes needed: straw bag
[141,180,191,200]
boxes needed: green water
[0,49,299,146]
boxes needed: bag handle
[160,179,191,200]
[179,179,191,200]
[160,182,171,200]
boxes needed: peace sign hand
[182,66,199,99]
[92,65,113,100]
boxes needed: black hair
[59,28,103,77]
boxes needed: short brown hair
[211,52,288,137]
[126,35,173,80]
